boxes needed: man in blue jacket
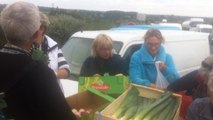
[129,28,179,88]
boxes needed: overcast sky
[1,0,213,17]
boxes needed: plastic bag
[155,61,169,89]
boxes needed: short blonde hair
[0,1,40,45]
[144,28,165,43]
[198,55,213,83]
[91,34,113,57]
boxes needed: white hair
[198,55,213,83]
[0,1,40,45]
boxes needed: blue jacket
[129,44,179,86]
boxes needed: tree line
[1,4,213,48]
[0,5,139,48]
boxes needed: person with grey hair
[0,1,77,120]
[186,71,213,120]
[167,55,213,99]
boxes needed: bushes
[0,8,138,48]
[47,14,84,47]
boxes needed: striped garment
[41,35,70,74]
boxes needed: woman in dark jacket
[167,55,213,99]
[80,34,126,76]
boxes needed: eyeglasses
[145,42,161,48]
[99,47,112,52]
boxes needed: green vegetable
[132,96,146,119]
[134,91,172,120]
[0,92,7,110]
[120,105,138,120]
[164,98,179,120]
[143,97,173,120]
[113,87,139,118]
[30,45,49,64]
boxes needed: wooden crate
[96,84,182,120]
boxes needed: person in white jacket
[36,12,70,79]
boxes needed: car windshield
[62,37,123,75]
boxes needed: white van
[182,18,204,30]
[195,24,212,33]
[61,29,210,97]
[159,23,182,30]
[62,29,210,79]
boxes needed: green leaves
[47,14,84,47]
[0,93,7,110]
[30,46,49,65]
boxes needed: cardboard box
[78,76,129,95]
[66,88,115,120]
[96,84,182,120]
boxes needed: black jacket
[80,54,126,76]
[167,70,207,99]
[0,52,76,120]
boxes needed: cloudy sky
[1,0,213,17]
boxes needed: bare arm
[55,68,70,79]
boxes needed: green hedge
[47,14,84,47]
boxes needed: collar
[95,55,110,62]
[0,43,31,56]
[139,44,166,63]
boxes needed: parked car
[195,24,212,33]
[158,23,182,30]
[62,29,210,81]
[182,18,204,30]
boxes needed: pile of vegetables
[112,87,179,120]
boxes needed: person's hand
[93,74,101,77]
[157,61,166,71]
[72,109,91,119]
[115,73,124,76]
[150,83,156,88]
[72,109,81,118]
[54,71,58,77]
